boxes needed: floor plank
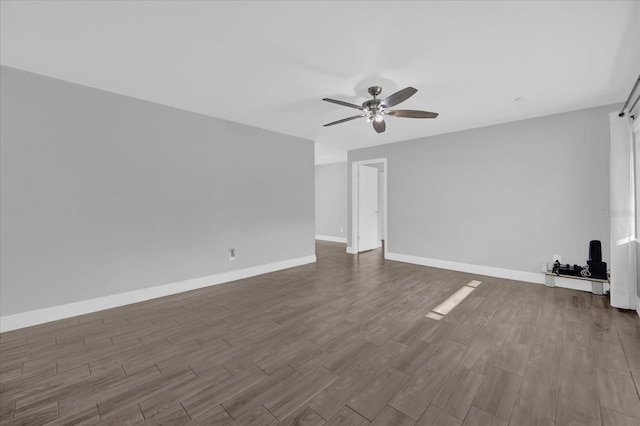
[600,406,640,426]
[370,404,416,426]
[471,365,521,421]
[431,366,485,420]
[595,367,640,420]
[415,404,462,426]
[324,405,369,426]
[347,366,409,421]
[462,406,507,426]
[515,366,559,422]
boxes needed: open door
[357,165,379,252]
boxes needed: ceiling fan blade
[385,110,439,119]
[322,98,363,110]
[323,114,366,127]
[380,87,417,108]
[373,118,386,133]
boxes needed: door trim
[350,158,387,258]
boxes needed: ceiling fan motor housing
[362,99,382,111]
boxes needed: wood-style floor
[1,241,639,425]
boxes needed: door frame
[350,158,388,258]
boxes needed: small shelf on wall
[544,272,609,295]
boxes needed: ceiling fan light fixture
[322,86,438,133]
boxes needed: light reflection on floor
[426,280,482,320]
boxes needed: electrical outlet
[229,248,236,261]
[340,227,344,233]
[553,254,561,263]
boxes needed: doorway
[358,164,378,252]
[351,158,387,257]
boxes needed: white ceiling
[1,1,639,164]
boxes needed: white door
[358,165,379,252]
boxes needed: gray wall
[349,104,618,275]
[315,162,347,239]
[0,66,315,316]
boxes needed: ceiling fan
[322,86,438,133]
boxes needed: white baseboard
[385,252,545,285]
[0,255,316,333]
[346,246,356,254]
[315,235,347,244]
